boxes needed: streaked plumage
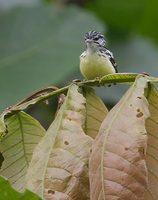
[80,30,117,80]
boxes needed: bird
[80,30,118,80]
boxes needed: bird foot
[72,79,82,83]
[141,72,149,76]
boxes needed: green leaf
[145,84,158,199]
[26,84,93,199]
[100,73,138,84]
[0,112,45,192]
[0,4,104,111]
[0,176,41,200]
[83,87,108,138]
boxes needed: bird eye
[93,37,99,41]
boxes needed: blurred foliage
[87,0,158,42]
[45,0,88,6]
[0,3,104,111]
[44,0,158,43]
[0,0,40,9]
[0,176,41,200]
[87,0,144,34]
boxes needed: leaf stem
[1,73,156,120]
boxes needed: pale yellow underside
[80,53,115,80]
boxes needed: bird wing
[100,47,118,73]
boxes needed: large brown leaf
[89,75,150,200]
[145,84,158,200]
[26,84,93,199]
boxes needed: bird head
[84,31,106,50]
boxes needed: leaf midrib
[17,113,29,167]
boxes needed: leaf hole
[137,108,140,112]
[136,112,144,118]
[139,147,145,157]
[48,190,55,194]
[5,129,8,134]
[64,141,69,145]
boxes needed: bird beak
[86,39,93,44]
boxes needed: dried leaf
[89,75,150,200]
[26,84,93,199]
[145,84,158,200]
[83,87,108,138]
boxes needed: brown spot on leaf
[90,149,92,153]
[48,190,55,194]
[68,117,72,121]
[139,147,146,158]
[137,108,140,112]
[64,141,69,145]
[136,112,144,118]
[130,104,132,107]
[137,96,142,99]
[125,147,129,151]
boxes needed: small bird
[80,30,118,80]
